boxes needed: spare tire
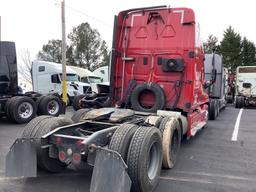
[131,82,165,113]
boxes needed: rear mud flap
[5,138,37,177]
[90,148,131,192]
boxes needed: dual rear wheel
[5,95,62,123]
[109,116,181,192]
[5,96,36,124]
[22,116,73,172]
[109,124,163,192]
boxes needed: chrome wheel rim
[18,102,33,119]
[47,100,59,115]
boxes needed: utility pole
[61,0,68,105]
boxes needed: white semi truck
[93,66,109,83]
[235,66,256,108]
[32,61,92,103]
[69,66,102,84]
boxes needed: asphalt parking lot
[0,105,256,192]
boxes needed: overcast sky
[0,0,256,60]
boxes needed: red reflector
[56,137,62,144]
[72,153,81,164]
[58,151,66,161]
[76,139,83,146]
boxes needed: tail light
[58,151,66,162]
[55,137,62,144]
[72,153,81,164]
[76,139,83,146]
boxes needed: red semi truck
[6,6,209,192]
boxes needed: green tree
[220,26,242,72]
[68,22,108,70]
[37,39,62,63]
[90,40,110,71]
[241,37,256,66]
[203,35,220,53]
[37,23,109,70]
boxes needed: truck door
[50,74,61,93]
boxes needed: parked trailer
[235,66,256,108]
[0,41,65,123]
[204,53,228,120]
[6,6,209,192]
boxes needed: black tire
[36,95,46,115]
[208,99,217,120]
[9,96,36,124]
[161,118,181,169]
[131,82,165,113]
[4,96,18,121]
[237,96,244,108]
[235,96,239,108]
[109,124,138,161]
[22,115,52,138]
[71,108,91,123]
[38,95,62,116]
[127,127,162,192]
[35,117,73,172]
[226,95,233,104]
[73,94,85,111]
[241,97,245,108]
[159,117,170,133]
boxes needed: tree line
[203,26,256,73]
[37,22,109,71]
[37,24,256,73]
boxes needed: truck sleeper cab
[110,6,208,137]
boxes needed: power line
[65,4,112,28]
